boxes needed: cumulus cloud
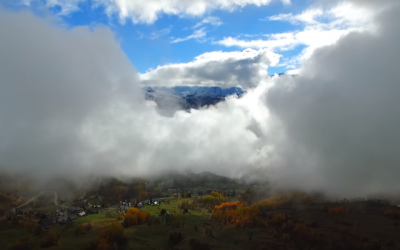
[140,48,281,89]
[19,0,287,23]
[0,8,275,182]
[0,8,143,178]
[264,0,400,196]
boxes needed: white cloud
[140,48,281,88]
[217,33,298,50]
[149,27,171,39]
[20,0,289,23]
[267,8,323,24]
[217,2,380,69]
[193,16,223,28]
[171,28,206,43]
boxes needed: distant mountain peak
[143,86,245,112]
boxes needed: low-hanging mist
[0,0,399,198]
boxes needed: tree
[75,225,86,235]
[9,237,36,250]
[93,222,128,249]
[139,191,148,200]
[105,210,113,218]
[40,229,59,247]
[123,208,148,227]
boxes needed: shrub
[384,209,400,219]
[294,223,309,236]
[271,213,286,224]
[168,232,183,246]
[9,237,36,250]
[329,207,349,214]
[282,233,291,242]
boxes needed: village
[7,181,238,234]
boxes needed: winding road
[15,191,68,209]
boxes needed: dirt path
[79,191,87,200]
[202,233,243,250]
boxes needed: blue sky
[1,0,366,81]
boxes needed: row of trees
[212,201,261,228]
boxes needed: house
[57,215,68,224]
[68,214,78,221]
[137,202,143,208]
[122,205,130,212]
[78,211,86,217]
[144,200,151,205]
[69,206,83,214]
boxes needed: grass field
[76,214,107,225]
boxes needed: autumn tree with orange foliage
[215,201,240,210]
[212,202,260,228]
[123,207,148,227]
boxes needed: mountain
[144,86,245,111]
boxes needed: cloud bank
[0,8,273,182]
[19,0,288,24]
[1,0,400,198]
[265,0,400,196]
